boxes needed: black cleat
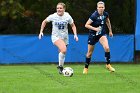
[57,65,63,74]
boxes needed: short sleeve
[89,13,96,22]
[45,14,53,22]
[105,12,109,18]
[67,13,74,24]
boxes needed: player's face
[97,4,105,15]
[56,5,65,16]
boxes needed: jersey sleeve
[68,13,74,24]
[89,13,96,22]
[45,14,53,22]
[105,12,109,18]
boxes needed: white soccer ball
[62,67,73,77]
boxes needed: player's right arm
[39,19,48,39]
[85,19,100,32]
[39,14,53,39]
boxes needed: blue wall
[0,34,134,64]
[135,0,140,50]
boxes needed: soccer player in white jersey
[38,2,78,74]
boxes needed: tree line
[0,0,135,34]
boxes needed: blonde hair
[97,1,105,7]
[57,2,66,10]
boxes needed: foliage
[0,0,135,34]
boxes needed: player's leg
[83,33,98,74]
[99,35,110,64]
[83,44,94,74]
[99,35,115,72]
[54,39,67,74]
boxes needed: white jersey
[45,12,74,44]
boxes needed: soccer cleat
[83,68,88,74]
[106,64,115,72]
[57,65,63,74]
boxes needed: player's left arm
[106,18,113,37]
[70,23,78,42]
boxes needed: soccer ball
[62,67,73,77]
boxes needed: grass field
[0,64,140,93]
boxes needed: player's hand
[109,31,113,37]
[94,27,101,32]
[74,34,78,42]
[38,32,44,39]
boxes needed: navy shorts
[88,32,105,45]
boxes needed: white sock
[59,52,65,66]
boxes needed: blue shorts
[88,32,105,45]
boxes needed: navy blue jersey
[89,11,109,35]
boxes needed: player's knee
[61,50,66,54]
[60,47,67,54]
[86,52,92,58]
[105,47,110,52]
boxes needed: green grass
[0,64,140,93]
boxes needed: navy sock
[105,52,110,65]
[85,57,91,68]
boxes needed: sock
[85,57,91,68]
[105,52,110,65]
[59,52,65,66]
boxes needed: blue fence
[0,34,134,64]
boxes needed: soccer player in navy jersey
[83,1,115,74]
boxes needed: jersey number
[58,25,64,30]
